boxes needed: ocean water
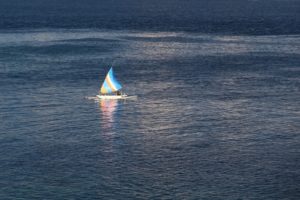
[1,1,300,200]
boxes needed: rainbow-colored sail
[100,67,122,94]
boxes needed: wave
[0,29,299,62]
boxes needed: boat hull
[97,94,129,100]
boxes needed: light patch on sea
[0,29,299,57]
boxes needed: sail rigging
[100,67,122,94]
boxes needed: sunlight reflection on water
[0,29,300,199]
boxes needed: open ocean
[0,0,300,199]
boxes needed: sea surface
[0,0,300,199]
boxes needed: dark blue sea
[1,0,300,199]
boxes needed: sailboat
[96,67,130,100]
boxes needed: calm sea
[0,0,300,199]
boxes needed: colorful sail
[100,67,122,94]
